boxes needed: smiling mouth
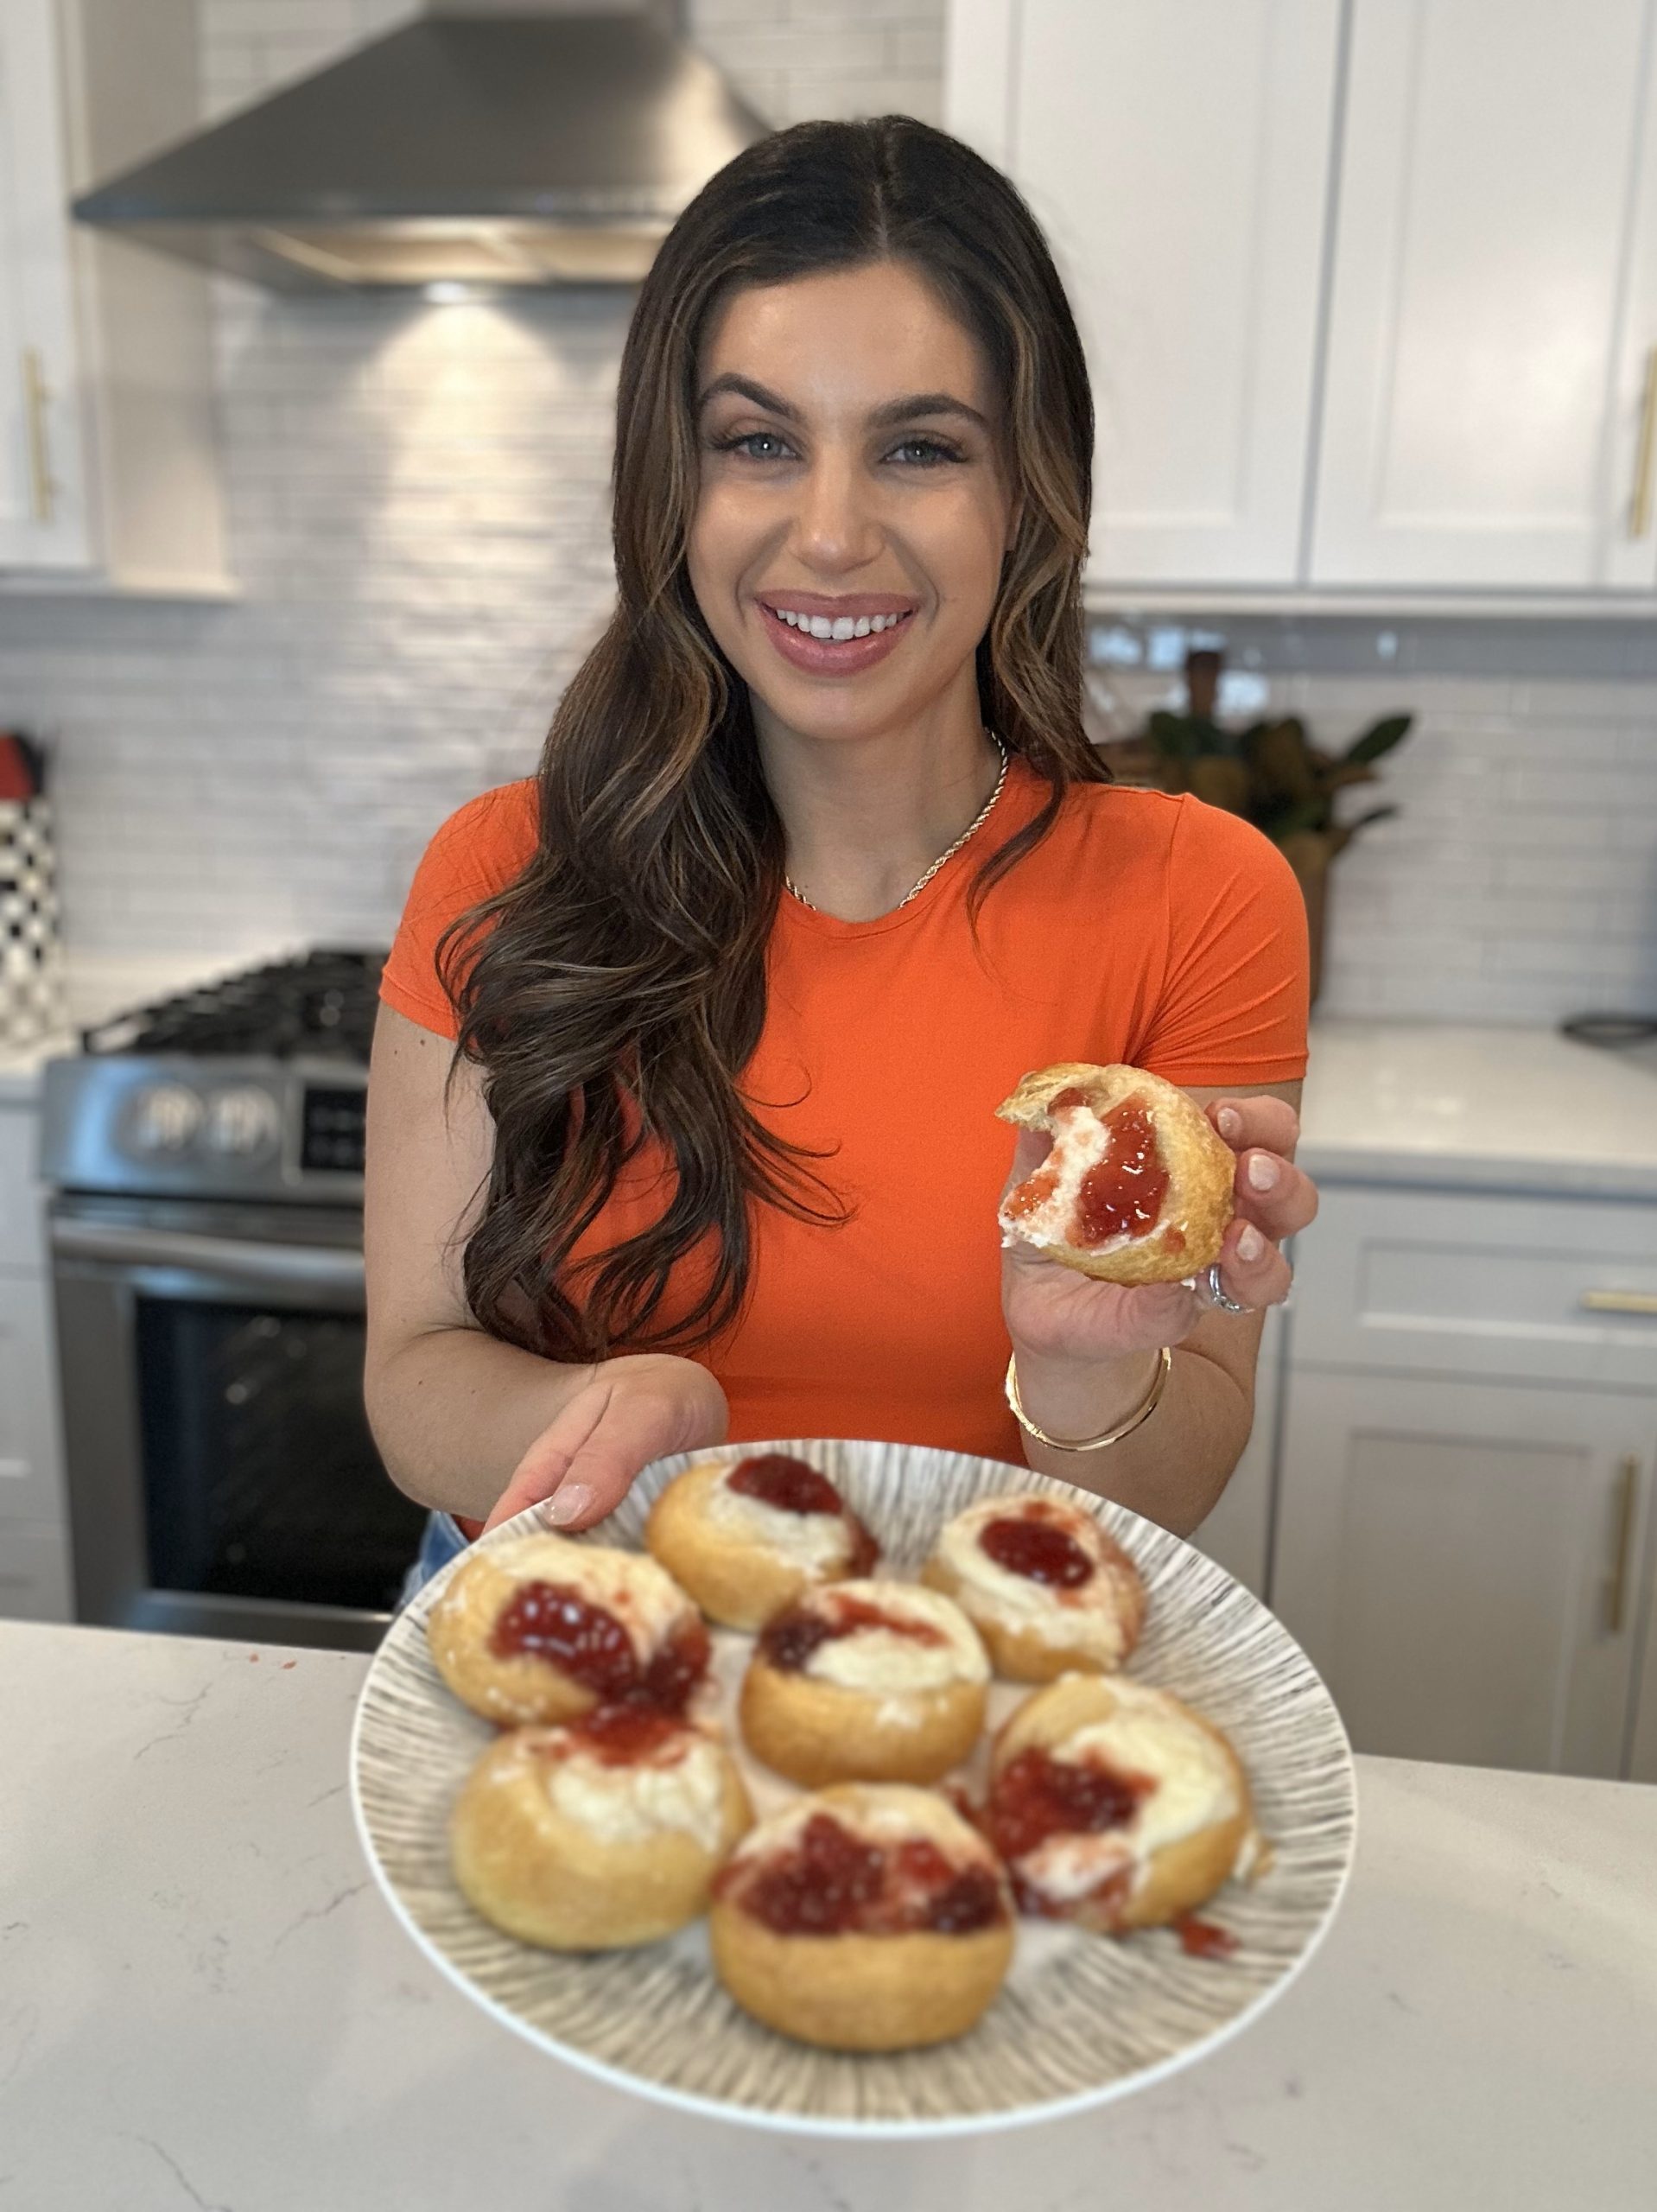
[759,603,917,641]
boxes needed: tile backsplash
[0,0,1651,1027]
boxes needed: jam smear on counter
[490,1581,708,1713]
[759,1592,947,1675]
[980,1512,1095,1588]
[722,1814,1006,1937]
[987,1745,1155,1862]
[1176,1915,1240,1961]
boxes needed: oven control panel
[300,1086,367,1176]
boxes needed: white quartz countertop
[3,1620,1654,2209]
[1298,1020,1657,1199]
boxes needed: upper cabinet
[946,0,1657,601]
[1311,0,1657,590]
[0,0,227,593]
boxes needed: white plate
[352,1438,1356,2138]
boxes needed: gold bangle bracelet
[1004,1345,1172,1453]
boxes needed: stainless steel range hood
[70,1,771,290]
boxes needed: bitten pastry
[738,1580,990,1787]
[450,1705,752,1949]
[922,1492,1146,1681]
[997,1061,1235,1285]
[644,1451,878,1631]
[986,1674,1254,1934]
[426,1531,710,1727]
[709,1783,1014,2050]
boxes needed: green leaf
[1343,804,1400,839]
[1264,797,1330,841]
[1343,714,1413,766]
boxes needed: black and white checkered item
[0,798,65,1049]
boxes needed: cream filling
[935,1498,1134,1659]
[803,1583,989,1694]
[490,1531,690,1658]
[998,1102,1132,1255]
[537,1732,729,1853]
[1016,1682,1243,1903]
[728,1782,991,1870]
[703,1474,855,1572]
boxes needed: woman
[365,116,1316,1592]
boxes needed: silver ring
[1204,1260,1251,1314]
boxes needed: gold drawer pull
[1606,1456,1641,1636]
[1581,1289,1657,1316]
[22,347,55,524]
[1633,343,1657,539]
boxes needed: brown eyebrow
[695,372,990,435]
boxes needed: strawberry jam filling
[980,1510,1095,1588]
[1004,1090,1170,1249]
[490,1580,709,1713]
[759,1591,947,1675]
[1177,1914,1240,1960]
[987,1745,1155,1863]
[717,1813,1006,1936]
[726,1453,879,1572]
[560,1704,688,1765]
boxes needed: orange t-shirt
[379,758,1308,1466]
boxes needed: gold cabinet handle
[1631,343,1657,539]
[22,348,55,524]
[1581,1289,1657,1316]
[1606,1455,1641,1636]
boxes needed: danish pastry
[451,1704,752,1949]
[922,1493,1146,1680]
[738,1579,990,1787]
[644,1451,878,1631]
[986,1674,1253,1933]
[426,1531,710,1727]
[709,1783,1014,2050]
[997,1061,1235,1286]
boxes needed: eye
[888,436,963,467]
[711,430,795,462]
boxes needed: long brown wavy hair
[439,115,1108,1363]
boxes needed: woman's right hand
[481,1354,729,1535]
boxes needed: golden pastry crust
[425,1532,705,1728]
[996,1060,1236,1286]
[990,1674,1253,1932]
[920,1496,1146,1681]
[739,1656,987,1788]
[451,1723,752,1950]
[644,1457,873,1632]
[709,1784,1014,2050]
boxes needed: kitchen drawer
[0,1105,44,1268]
[0,1273,66,1519]
[1292,1186,1657,1389]
[0,1520,73,1623]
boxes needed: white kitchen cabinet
[1310,0,1657,590]
[1190,1300,1284,1599]
[946,0,1342,587]
[0,0,226,591]
[0,1099,72,1620]
[1273,1370,1652,1777]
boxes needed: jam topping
[987,1745,1155,1862]
[1177,1915,1240,1960]
[758,1592,947,1675]
[1074,1096,1167,1248]
[489,1580,708,1713]
[980,1511,1095,1589]
[1002,1164,1059,1224]
[719,1813,1006,1937]
[727,1453,842,1516]
[1048,1086,1089,1111]
[561,1704,686,1765]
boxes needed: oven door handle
[50,1215,365,1294]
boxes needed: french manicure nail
[1217,1107,1243,1141]
[1248,1154,1279,1193]
[1237,1225,1266,1263]
[546,1482,594,1528]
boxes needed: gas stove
[40,947,386,1202]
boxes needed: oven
[40,952,427,1652]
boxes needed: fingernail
[1237,1225,1266,1263]
[1248,1154,1279,1193]
[546,1482,594,1529]
[1217,1107,1243,1141]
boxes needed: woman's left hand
[1000,1093,1319,1367]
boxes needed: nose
[790,447,884,573]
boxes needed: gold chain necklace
[784,732,1011,915]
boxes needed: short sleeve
[378,780,540,1039]
[1134,797,1310,1087]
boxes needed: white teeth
[809,615,835,639]
[853,616,872,636]
[831,616,856,640]
[768,606,911,637]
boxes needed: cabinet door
[0,0,89,568]
[1311,0,1657,589]
[1273,1372,1653,1777]
[0,1271,67,1522]
[947,0,1341,586]
[1190,1300,1285,1599]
